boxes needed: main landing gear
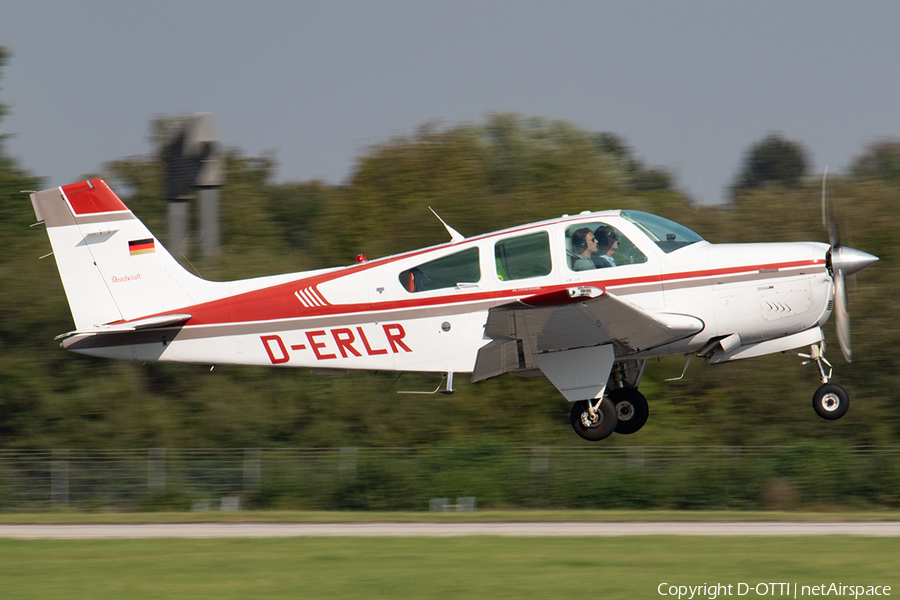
[570,359,650,442]
[798,342,850,420]
[570,387,649,441]
[570,398,618,441]
[609,387,649,434]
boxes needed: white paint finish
[709,327,824,365]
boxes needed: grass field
[2,512,898,599]
[0,536,898,599]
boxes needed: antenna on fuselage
[428,207,465,243]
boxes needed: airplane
[29,178,878,441]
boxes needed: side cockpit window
[565,222,647,271]
[494,231,552,281]
[399,247,480,293]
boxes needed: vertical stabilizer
[31,179,218,330]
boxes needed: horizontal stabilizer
[55,314,192,340]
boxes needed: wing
[471,286,703,382]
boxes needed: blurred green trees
[732,133,809,193]
[313,114,686,265]
[0,47,52,444]
[851,140,900,184]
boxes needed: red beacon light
[355,254,367,263]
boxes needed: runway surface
[2,522,900,539]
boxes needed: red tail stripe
[62,179,129,215]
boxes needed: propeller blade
[834,270,851,362]
[821,169,841,248]
[821,169,878,363]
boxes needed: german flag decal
[129,238,155,255]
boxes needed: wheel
[570,398,618,441]
[812,383,849,420]
[608,387,649,434]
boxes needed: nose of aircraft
[830,246,879,278]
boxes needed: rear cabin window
[399,247,481,293]
[494,231,552,281]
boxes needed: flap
[472,286,703,382]
[471,339,521,383]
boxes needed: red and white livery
[30,179,878,440]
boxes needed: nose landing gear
[812,383,850,420]
[797,342,850,420]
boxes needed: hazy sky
[3,1,899,205]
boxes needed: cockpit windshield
[620,210,704,253]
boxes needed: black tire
[812,383,850,420]
[570,398,618,441]
[609,387,649,434]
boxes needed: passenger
[400,267,430,292]
[570,227,598,271]
[594,226,618,268]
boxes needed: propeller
[821,169,879,362]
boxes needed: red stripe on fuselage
[125,257,825,328]
[658,259,823,284]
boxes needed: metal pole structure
[51,449,69,508]
[148,448,166,490]
[192,114,223,258]
[163,113,223,260]
[167,200,189,259]
[198,187,220,257]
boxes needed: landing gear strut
[797,342,850,420]
[570,398,618,441]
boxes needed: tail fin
[31,179,218,330]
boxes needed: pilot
[570,227,598,271]
[594,226,618,268]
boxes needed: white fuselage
[64,211,833,376]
